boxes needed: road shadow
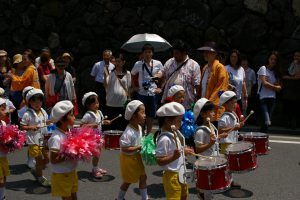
[134,183,165,198]
[9,164,30,175]
[77,171,115,183]
[152,170,163,177]
[6,179,50,194]
[222,188,253,198]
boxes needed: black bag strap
[142,61,154,78]
[55,74,66,94]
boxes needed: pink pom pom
[0,125,26,153]
[59,127,103,161]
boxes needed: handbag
[45,74,66,107]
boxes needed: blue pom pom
[218,90,225,97]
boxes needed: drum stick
[227,110,255,133]
[170,125,179,149]
[190,152,213,159]
[110,114,122,123]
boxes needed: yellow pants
[28,145,44,158]
[163,171,188,200]
[0,157,10,178]
[120,153,145,183]
[52,170,78,197]
[220,143,231,154]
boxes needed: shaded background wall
[0,0,300,127]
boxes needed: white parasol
[121,33,172,53]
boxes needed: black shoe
[231,181,241,189]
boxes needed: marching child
[20,88,50,187]
[193,98,218,200]
[0,98,10,200]
[81,92,111,178]
[48,101,78,200]
[155,102,194,200]
[116,100,148,200]
[218,91,244,188]
[18,86,34,121]
[165,85,185,104]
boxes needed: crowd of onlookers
[0,41,299,133]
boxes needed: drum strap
[221,112,239,123]
[27,108,47,126]
[87,110,103,123]
[195,126,212,135]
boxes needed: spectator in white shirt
[90,50,115,111]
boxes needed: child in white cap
[20,89,50,187]
[165,85,185,104]
[155,102,193,200]
[193,98,218,200]
[17,86,34,121]
[81,92,111,178]
[0,87,15,124]
[48,100,78,200]
[0,98,10,200]
[218,91,244,188]
[116,100,148,200]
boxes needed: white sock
[117,190,126,200]
[140,188,148,200]
[0,187,5,200]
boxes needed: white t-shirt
[48,129,77,173]
[218,112,239,144]
[119,125,142,155]
[81,110,104,132]
[201,66,210,97]
[106,71,131,107]
[20,108,48,145]
[0,120,7,157]
[244,67,256,95]
[226,65,245,100]
[257,66,277,99]
[131,59,163,96]
[194,125,218,156]
[90,61,115,83]
[156,131,184,172]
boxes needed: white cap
[156,102,185,117]
[22,86,34,98]
[51,100,74,123]
[0,98,6,106]
[26,89,44,102]
[219,91,236,106]
[167,85,184,97]
[82,92,98,106]
[125,100,143,120]
[0,88,4,96]
[193,98,209,119]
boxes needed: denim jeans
[260,98,276,133]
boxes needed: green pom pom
[190,103,196,111]
[140,134,157,165]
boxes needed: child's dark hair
[153,116,177,143]
[82,95,98,115]
[0,103,6,109]
[196,101,215,126]
[28,94,44,108]
[56,110,73,127]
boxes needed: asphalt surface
[4,134,300,200]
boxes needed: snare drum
[241,132,269,155]
[194,156,232,193]
[225,141,257,173]
[104,130,123,149]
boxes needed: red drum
[194,156,232,193]
[242,132,269,155]
[225,142,257,173]
[104,130,122,149]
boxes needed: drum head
[103,130,123,135]
[194,156,227,169]
[226,142,253,153]
[241,132,268,138]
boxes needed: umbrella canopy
[121,33,172,53]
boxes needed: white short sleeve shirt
[81,110,104,132]
[226,65,245,100]
[218,112,239,144]
[48,129,77,173]
[90,61,115,83]
[257,66,277,99]
[194,125,218,156]
[119,125,142,155]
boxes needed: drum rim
[196,179,232,193]
[103,130,123,135]
[241,132,269,138]
[225,147,254,155]
[194,157,228,170]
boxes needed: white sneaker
[27,157,36,169]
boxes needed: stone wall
[0,0,300,126]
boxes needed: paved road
[5,134,300,200]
